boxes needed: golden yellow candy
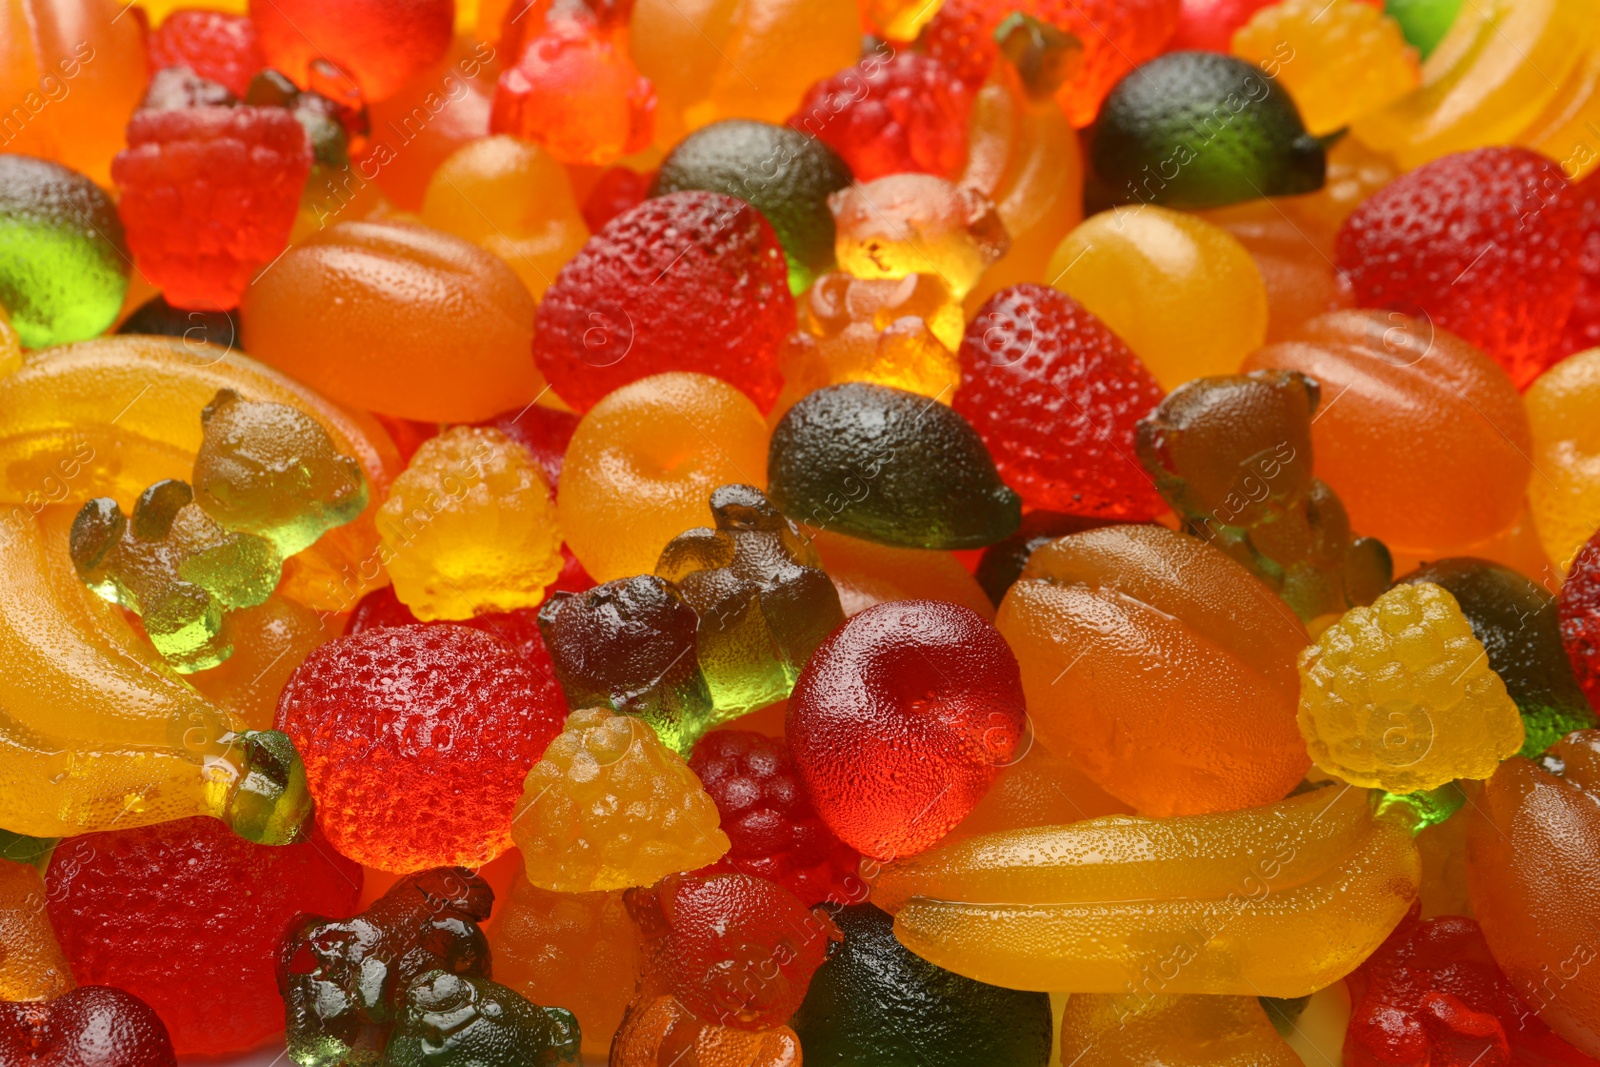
[0,314,20,380]
[379,426,562,621]
[0,857,74,1002]
[1297,582,1524,793]
[831,174,1010,301]
[1519,44,1600,182]
[1528,348,1600,572]
[1047,206,1268,391]
[866,0,943,39]
[1059,993,1300,1067]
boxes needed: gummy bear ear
[201,387,242,425]
[69,497,127,573]
[132,478,195,540]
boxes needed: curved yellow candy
[1059,993,1301,1067]
[1527,348,1600,572]
[873,784,1419,995]
[1518,44,1600,182]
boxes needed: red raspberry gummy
[1560,171,1600,359]
[275,624,566,873]
[787,600,1027,860]
[627,871,841,1030]
[44,818,360,1056]
[112,105,311,310]
[146,9,266,96]
[1560,527,1600,711]
[690,730,863,907]
[472,403,583,492]
[582,166,653,233]
[1336,147,1586,389]
[790,52,973,182]
[533,191,793,412]
[955,283,1167,520]
[249,0,453,103]
[0,987,176,1067]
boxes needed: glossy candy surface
[0,986,176,1067]
[0,857,74,1002]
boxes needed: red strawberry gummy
[1336,147,1586,389]
[790,51,973,182]
[955,283,1167,520]
[249,0,453,103]
[925,0,1180,126]
[1560,171,1600,359]
[533,190,794,412]
[1560,527,1600,712]
[787,599,1027,860]
[44,817,361,1057]
[275,624,566,873]
[627,871,841,1030]
[690,730,863,907]
[112,105,311,310]
[146,9,266,97]
[0,987,176,1067]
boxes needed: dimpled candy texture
[534,191,792,412]
[690,731,862,907]
[927,0,1179,126]
[1561,528,1600,711]
[955,284,1166,520]
[249,0,453,103]
[611,994,801,1067]
[0,987,176,1067]
[146,9,266,96]
[275,625,566,872]
[511,707,730,893]
[378,427,563,621]
[627,871,841,1030]
[0,858,73,1002]
[1298,582,1524,794]
[44,816,361,1056]
[788,599,1027,859]
[1560,172,1600,357]
[1335,147,1585,389]
[386,972,581,1067]
[112,105,312,310]
[790,51,973,182]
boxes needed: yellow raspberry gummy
[377,426,563,621]
[511,707,730,892]
[1297,582,1524,793]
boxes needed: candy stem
[993,12,1082,101]
[219,730,314,845]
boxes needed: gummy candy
[1201,198,1353,345]
[1526,348,1600,572]
[276,624,566,872]
[377,426,563,621]
[581,165,652,232]
[186,596,335,730]
[0,986,176,1067]
[652,119,853,292]
[1555,174,1600,352]
[997,524,1311,816]
[873,783,1421,994]
[534,192,792,413]
[1334,146,1585,388]
[472,403,582,494]
[0,857,73,1002]
[1522,54,1600,188]
[955,284,1165,521]
[385,972,581,1067]
[974,512,1128,608]
[1384,0,1465,57]
[0,155,129,348]
[47,816,361,1055]
[790,903,1053,1066]
[1563,529,1600,710]
[947,736,1134,838]
[788,598,1026,858]
[241,220,543,422]
[1059,993,1300,1067]
[810,529,998,620]
[146,8,265,96]
[250,0,454,102]
[510,707,730,890]
[767,382,1022,550]
[1243,310,1533,557]
[828,174,1009,301]
[239,70,356,169]
[610,995,801,1067]
[1048,206,1267,390]
[117,295,237,351]
[1169,0,1279,51]
[1298,582,1525,793]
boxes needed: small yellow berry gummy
[511,707,730,892]
[1297,582,1524,793]
[377,426,563,621]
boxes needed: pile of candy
[3,0,1600,1063]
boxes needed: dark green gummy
[384,972,580,1067]
[118,294,239,352]
[1089,51,1325,209]
[1384,0,1462,58]
[651,119,853,293]
[768,383,1022,550]
[790,903,1053,1066]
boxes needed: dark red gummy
[581,166,654,233]
[44,818,360,1056]
[275,624,567,873]
[146,9,266,97]
[1560,527,1600,712]
[787,599,1027,860]
[372,412,440,465]
[789,52,972,182]
[1558,171,1600,360]
[533,190,793,412]
[690,730,863,907]
[0,986,176,1067]
[955,283,1167,520]
[1336,147,1586,389]
[470,403,583,492]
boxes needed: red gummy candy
[44,818,361,1057]
[1559,171,1600,360]
[248,0,453,103]
[690,730,863,908]
[370,413,440,465]
[790,51,972,182]
[925,0,1180,126]
[534,191,793,412]
[1335,147,1586,389]
[787,599,1027,860]
[112,105,311,310]
[275,624,566,873]
[582,165,653,233]
[1167,0,1279,50]
[0,987,176,1067]
[955,283,1167,520]
[146,9,265,96]
[472,403,583,491]
[1560,527,1600,711]
[627,871,841,1030]
[1344,904,1597,1067]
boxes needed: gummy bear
[385,972,581,1067]
[0,857,73,1002]
[610,995,801,1067]
[1298,582,1526,793]
[249,0,454,103]
[1563,528,1600,710]
[510,706,730,891]
[146,8,265,96]
[1526,348,1600,572]
[1058,993,1300,1067]
[828,174,1009,301]
[0,987,176,1067]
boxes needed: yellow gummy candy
[0,858,74,1002]
[1526,348,1600,573]
[1059,993,1300,1067]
